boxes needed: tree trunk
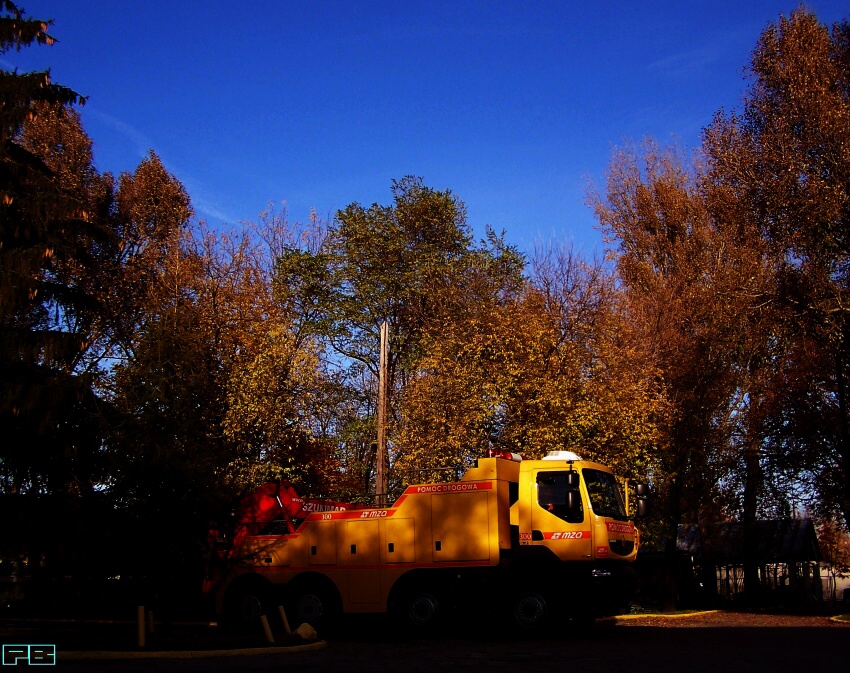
[835,348,850,532]
[661,479,683,612]
[742,388,762,606]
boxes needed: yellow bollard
[260,614,274,644]
[277,605,292,635]
[137,606,145,648]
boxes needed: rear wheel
[292,590,326,625]
[389,581,445,633]
[232,592,263,624]
[222,577,272,631]
[285,577,341,632]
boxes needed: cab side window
[537,472,583,524]
[582,468,627,519]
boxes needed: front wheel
[512,591,548,630]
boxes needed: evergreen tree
[0,1,105,495]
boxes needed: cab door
[530,470,592,560]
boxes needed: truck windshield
[582,469,627,520]
[537,471,583,524]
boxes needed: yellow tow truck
[212,449,648,630]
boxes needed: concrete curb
[59,640,327,660]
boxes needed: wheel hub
[408,593,439,625]
[515,593,547,627]
[297,593,324,624]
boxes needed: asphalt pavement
[2,611,847,673]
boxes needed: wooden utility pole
[376,320,389,506]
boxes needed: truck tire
[285,576,341,631]
[405,589,441,628]
[512,591,548,630]
[222,576,272,630]
[389,578,444,632]
[232,592,263,624]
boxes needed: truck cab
[459,450,642,625]
[515,451,638,561]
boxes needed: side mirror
[634,483,650,518]
[567,489,582,512]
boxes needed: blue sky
[5,1,849,256]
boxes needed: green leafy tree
[274,176,525,492]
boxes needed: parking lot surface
[4,611,847,672]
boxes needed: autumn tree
[203,214,347,498]
[591,9,850,607]
[395,245,666,489]
[102,197,355,591]
[17,103,118,392]
[704,8,850,531]
[529,245,667,479]
[590,139,782,605]
[394,289,548,481]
